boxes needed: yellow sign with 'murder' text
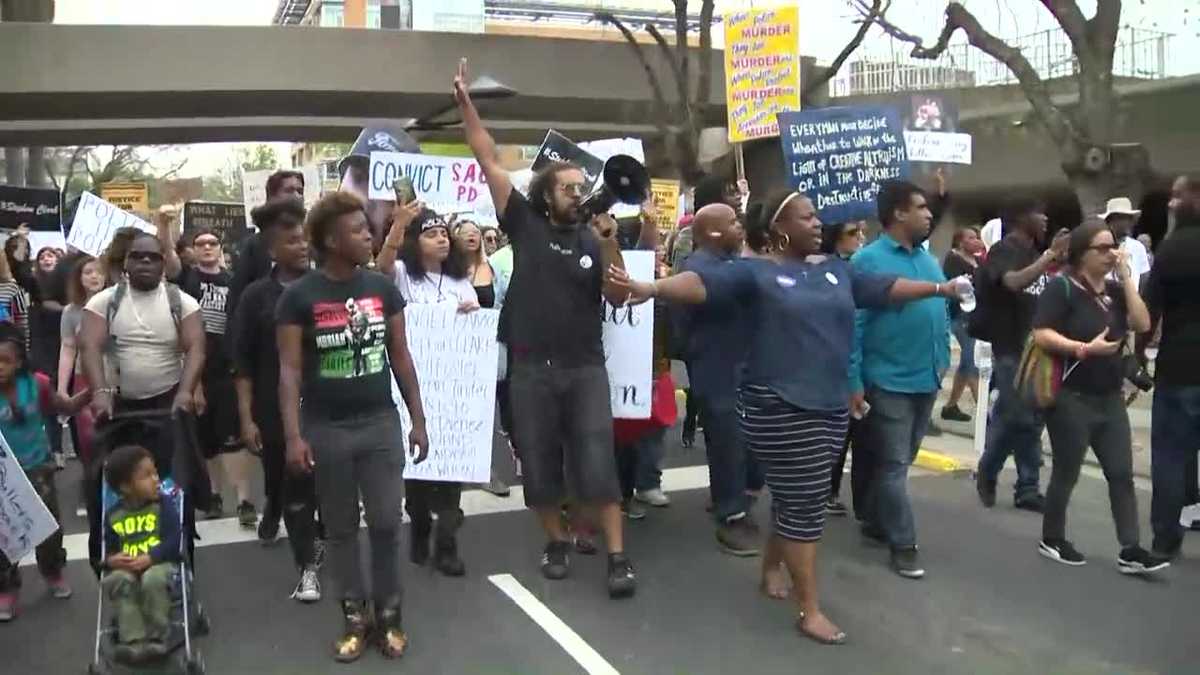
[724,5,802,144]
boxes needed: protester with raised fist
[455,57,637,599]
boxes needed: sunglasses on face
[127,251,164,263]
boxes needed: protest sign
[367,152,499,226]
[603,251,655,419]
[530,130,605,192]
[0,429,59,563]
[68,192,155,257]
[778,105,910,224]
[0,185,60,232]
[242,167,321,228]
[394,305,499,483]
[100,182,150,214]
[724,5,802,143]
[649,179,681,232]
[904,131,972,165]
[183,201,248,262]
[27,231,66,255]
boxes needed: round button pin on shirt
[579,255,593,269]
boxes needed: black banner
[183,201,247,262]
[0,184,61,232]
[530,130,605,192]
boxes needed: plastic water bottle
[954,275,976,312]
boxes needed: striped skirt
[738,384,849,542]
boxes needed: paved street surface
[5,424,1199,675]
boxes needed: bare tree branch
[1042,0,1095,71]
[863,2,1081,147]
[1088,0,1122,72]
[646,23,695,133]
[803,0,884,100]
[673,0,689,103]
[596,12,672,139]
[694,0,715,113]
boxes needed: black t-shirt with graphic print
[276,268,405,421]
[497,190,604,366]
[177,265,233,376]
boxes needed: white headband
[770,192,803,227]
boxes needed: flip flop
[796,618,847,646]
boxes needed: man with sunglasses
[77,231,206,571]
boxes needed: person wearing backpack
[972,200,1068,513]
[77,231,206,572]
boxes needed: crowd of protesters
[0,59,1196,666]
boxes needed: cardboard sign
[530,130,605,193]
[0,185,60,232]
[367,152,498,226]
[603,251,655,419]
[68,192,155,257]
[394,305,499,483]
[724,5,802,143]
[183,201,247,261]
[778,105,910,223]
[0,429,59,563]
[649,179,681,232]
[241,167,321,228]
[100,182,150,215]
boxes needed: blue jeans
[978,354,1044,500]
[700,396,756,522]
[950,316,978,376]
[861,388,936,549]
[1150,385,1200,551]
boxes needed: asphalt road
[5,423,1199,675]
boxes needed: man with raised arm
[454,58,636,598]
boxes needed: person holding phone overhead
[1031,219,1168,575]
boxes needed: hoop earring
[774,233,791,253]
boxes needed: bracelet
[96,387,117,395]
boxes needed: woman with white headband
[609,189,968,646]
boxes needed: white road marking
[488,573,619,675]
[28,464,713,566]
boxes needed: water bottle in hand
[953,275,976,312]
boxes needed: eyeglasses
[559,183,587,197]
[127,251,164,262]
[1088,244,1118,254]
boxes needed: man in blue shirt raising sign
[849,180,950,581]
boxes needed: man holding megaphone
[454,58,643,599]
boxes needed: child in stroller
[96,444,206,673]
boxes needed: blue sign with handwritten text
[777,106,910,224]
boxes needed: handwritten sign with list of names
[393,305,499,483]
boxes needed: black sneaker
[825,499,849,517]
[204,494,224,520]
[606,553,637,599]
[541,541,570,580]
[1038,539,1087,566]
[975,472,996,508]
[1014,493,1046,513]
[258,516,280,546]
[890,546,925,579]
[1117,547,1171,575]
[237,500,257,529]
[940,405,971,422]
[716,514,761,557]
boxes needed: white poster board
[242,167,321,228]
[67,192,155,257]
[394,304,499,483]
[604,250,655,419]
[27,231,66,256]
[904,131,973,165]
[578,138,647,219]
[368,152,498,227]
[0,429,59,562]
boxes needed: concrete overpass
[0,22,728,146]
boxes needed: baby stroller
[87,410,210,675]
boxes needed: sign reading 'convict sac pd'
[778,105,910,224]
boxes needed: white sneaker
[290,567,321,603]
[634,488,670,508]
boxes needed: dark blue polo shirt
[678,249,749,406]
[699,255,896,412]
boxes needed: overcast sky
[53,0,1200,175]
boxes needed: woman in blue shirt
[610,191,965,645]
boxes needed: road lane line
[488,573,619,675]
[29,465,713,566]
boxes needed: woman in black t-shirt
[941,226,983,422]
[1031,220,1168,575]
